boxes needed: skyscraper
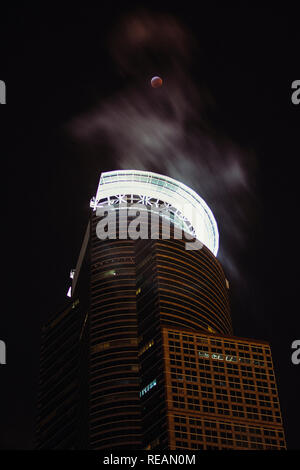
[36,170,286,450]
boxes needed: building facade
[36,170,286,450]
[36,298,89,449]
[145,327,285,450]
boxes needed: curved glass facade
[136,238,232,337]
[89,215,142,450]
[89,207,231,449]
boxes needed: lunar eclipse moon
[151,76,163,88]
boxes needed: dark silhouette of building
[36,298,89,449]
[36,170,286,450]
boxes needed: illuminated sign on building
[199,351,264,366]
[140,379,157,397]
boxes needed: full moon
[151,76,163,88]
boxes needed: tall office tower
[36,265,90,449]
[37,170,286,450]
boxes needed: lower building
[36,298,89,449]
[141,326,286,450]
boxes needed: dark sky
[0,5,299,450]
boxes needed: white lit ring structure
[90,170,219,256]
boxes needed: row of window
[173,415,284,436]
[168,332,270,356]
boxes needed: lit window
[140,379,157,397]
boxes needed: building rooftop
[90,170,219,256]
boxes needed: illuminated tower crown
[90,170,219,256]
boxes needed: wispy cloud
[70,9,258,286]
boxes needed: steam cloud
[70,9,258,287]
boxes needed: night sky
[0,5,299,450]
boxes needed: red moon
[151,76,163,88]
